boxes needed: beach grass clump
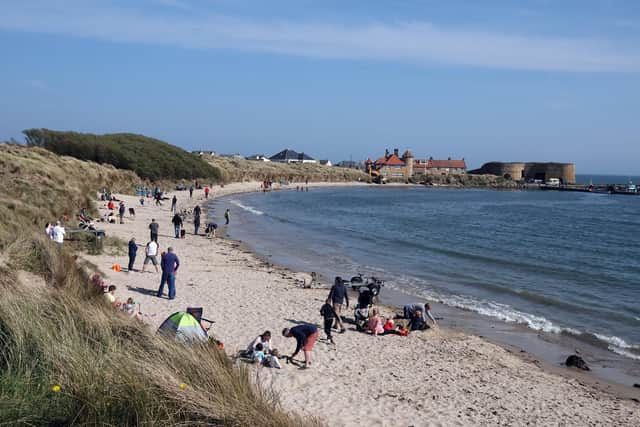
[0,237,314,426]
[0,143,140,249]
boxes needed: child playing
[366,308,384,336]
[320,298,337,344]
[252,343,266,364]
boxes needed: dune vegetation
[0,144,141,249]
[206,156,368,183]
[23,129,222,182]
[0,144,316,426]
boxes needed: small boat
[608,181,639,195]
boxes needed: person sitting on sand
[252,343,266,364]
[246,331,273,355]
[402,302,437,326]
[104,285,122,308]
[366,308,384,336]
[282,324,319,369]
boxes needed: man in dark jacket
[172,213,183,238]
[157,246,180,299]
[328,276,349,333]
[282,324,319,369]
[118,201,126,224]
[149,219,159,242]
[193,205,201,235]
[127,237,138,272]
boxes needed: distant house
[246,154,271,162]
[366,148,414,179]
[269,149,317,164]
[219,153,244,159]
[192,150,216,157]
[319,159,332,166]
[414,157,467,176]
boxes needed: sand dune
[83,183,640,426]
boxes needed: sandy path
[83,183,640,426]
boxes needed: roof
[269,149,315,161]
[375,154,405,166]
[427,159,467,169]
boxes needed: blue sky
[1,0,640,173]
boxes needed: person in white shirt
[141,240,159,273]
[52,221,65,245]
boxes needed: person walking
[320,298,337,345]
[193,204,201,235]
[118,201,126,224]
[282,324,319,369]
[171,195,177,213]
[224,209,230,225]
[204,187,210,199]
[157,246,180,299]
[189,186,193,198]
[127,237,138,272]
[172,213,183,238]
[328,276,349,333]
[149,219,159,242]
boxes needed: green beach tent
[158,311,208,343]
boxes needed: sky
[1,0,640,173]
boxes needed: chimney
[448,156,451,160]
[385,148,389,157]
[394,148,399,156]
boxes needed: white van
[545,178,560,187]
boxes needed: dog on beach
[565,354,590,371]
[128,207,136,218]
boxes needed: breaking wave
[228,199,263,215]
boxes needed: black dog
[128,207,136,218]
[565,354,590,371]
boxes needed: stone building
[469,162,576,184]
[413,157,467,176]
[365,148,414,179]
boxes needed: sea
[211,184,640,385]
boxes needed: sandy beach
[83,183,640,426]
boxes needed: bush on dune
[0,235,314,426]
[23,128,221,182]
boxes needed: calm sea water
[576,174,640,185]
[217,187,640,361]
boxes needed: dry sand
[83,183,640,426]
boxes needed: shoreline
[214,184,640,389]
[83,182,639,426]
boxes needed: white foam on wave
[609,347,640,361]
[593,333,640,350]
[229,199,263,215]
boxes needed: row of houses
[193,147,466,178]
[366,148,466,179]
[193,149,332,166]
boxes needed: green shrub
[23,129,221,181]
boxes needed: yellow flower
[179,383,188,390]
[51,385,61,392]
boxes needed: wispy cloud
[1,1,639,72]
[24,79,49,90]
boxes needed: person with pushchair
[328,276,349,333]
